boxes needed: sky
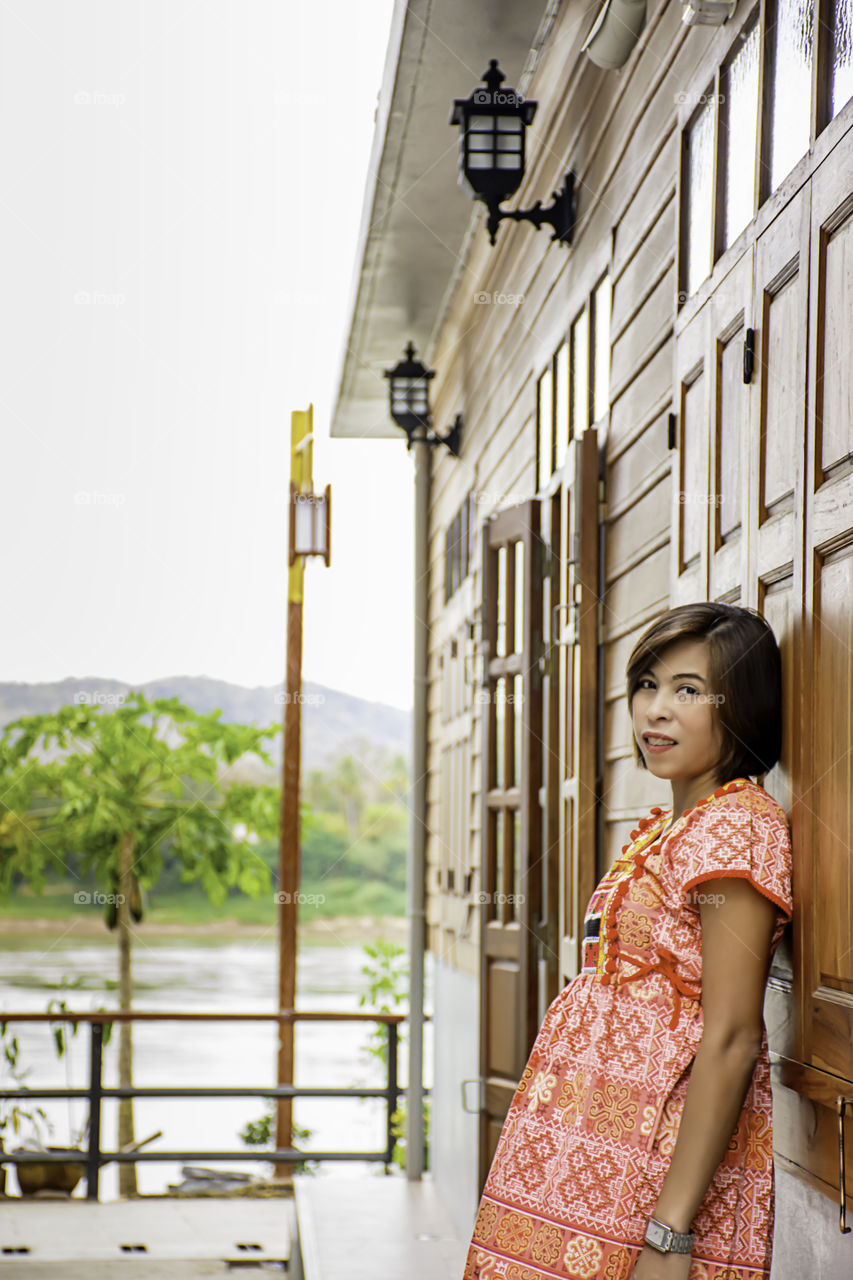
[0,0,418,711]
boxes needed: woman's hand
[629,1244,693,1279]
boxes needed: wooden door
[478,499,543,1184]
[674,126,853,1211]
[748,186,809,1070]
[535,429,600,1008]
[773,129,853,1212]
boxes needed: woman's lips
[643,735,676,753]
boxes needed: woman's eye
[678,684,699,696]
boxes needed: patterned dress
[463,776,793,1280]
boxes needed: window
[831,0,853,116]
[680,1,853,302]
[444,491,474,603]
[768,0,814,190]
[536,273,610,488]
[721,16,760,248]
[684,94,716,297]
[537,362,554,491]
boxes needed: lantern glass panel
[294,499,314,553]
[496,116,522,130]
[496,155,521,169]
[469,135,493,151]
[469,154,493,169]
[314,498,328,555]
[470,115,494,131]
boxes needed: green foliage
[0,692,282,908]
[237,1101,316,1176]
[0,1020,50,1145]
[358,939,428,1171]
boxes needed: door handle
[461,1078,484,1114]
[838,1095,853,1234]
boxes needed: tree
[0,692,281,1195]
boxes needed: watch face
[646,1220,671,1250]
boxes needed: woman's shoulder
[668,777,793,915]
[692,777,791,836]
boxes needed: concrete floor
[0,1196,292,1278]
[292,1174,468,1280]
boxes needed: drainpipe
[406,435,430,1179]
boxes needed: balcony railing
[0,1010,408,1201]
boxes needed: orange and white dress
[463,777,793,1280]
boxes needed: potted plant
[1,996,114,1197]
[0,1020,51,1196]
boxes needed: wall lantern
[383,341,462,456]
[289,483,330,566]
[449,59,576,248]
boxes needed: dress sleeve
[679,793,793,919]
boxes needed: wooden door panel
[710,250,752,601]
[802,131,853,1085]
[673,302,710,603]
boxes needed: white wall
[772,1166,852,1278]
[430,957,480,1241]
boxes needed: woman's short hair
[625,602,783,784]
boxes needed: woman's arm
[631,877,778,1279]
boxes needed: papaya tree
[0,692,281,1195]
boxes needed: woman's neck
[668,768,725,824]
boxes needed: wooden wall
[423,0,723,974]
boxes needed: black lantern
[450,60,576,248]
[384,342,461,456]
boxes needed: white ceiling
[329,0,551,439]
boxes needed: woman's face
[631,637,724,783]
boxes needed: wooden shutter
[555,431,601,988]
[478,499,542,1186]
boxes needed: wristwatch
[644,1216,694,1254]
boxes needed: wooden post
[274,406,312,1180]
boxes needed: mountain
[0,677,411,774]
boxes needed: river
[0,930,432,1200]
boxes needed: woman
[463,602,793,1280]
